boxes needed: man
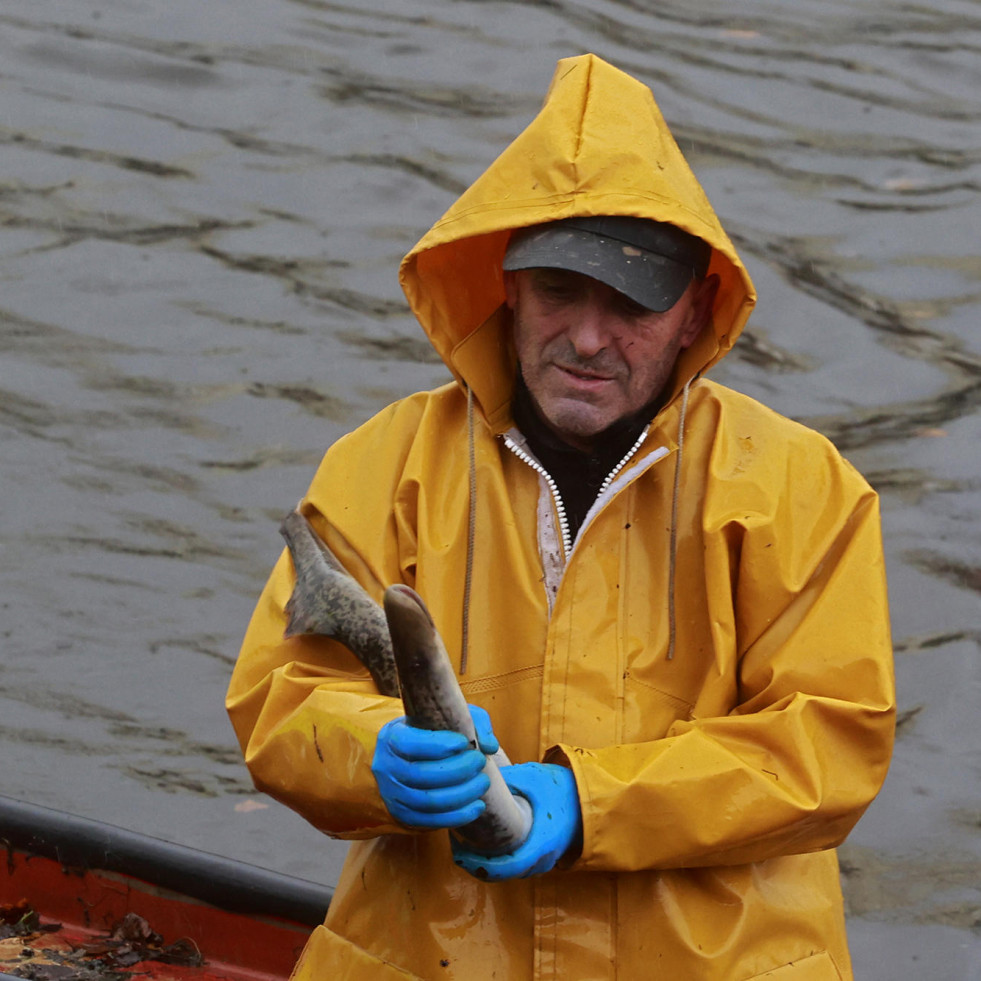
[227,54,895,980]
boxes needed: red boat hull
[0,796,331,981]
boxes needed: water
[1,1,979,977]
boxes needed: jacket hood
[399,53,756,432]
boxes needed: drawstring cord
[666,378,692,661]
[461,383,477,675]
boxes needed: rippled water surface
[2,2,979,977]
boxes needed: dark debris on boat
[0,904,203,979]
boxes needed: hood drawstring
[461,383,477,675]
[666,378,693,661]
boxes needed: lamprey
[384,584,532,855]
[279,508,398,697]
[280,509,531,855]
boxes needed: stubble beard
[521,338,629,448]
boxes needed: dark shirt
[511,373,655,541]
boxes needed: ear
[503,270,518,310]
[680,274,719,349]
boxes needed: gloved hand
[372,705,500,830]
[451,762,582,881]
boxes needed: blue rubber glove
[372,706,500,830]
[451,762,582,881]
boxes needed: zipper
[502,425,652,560]
[596,426,650,499]
[503,433,573,558]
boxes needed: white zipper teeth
[597,426,651,498]
[503,435,572,558]
[505,426,652,557]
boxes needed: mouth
[554,364,616,388]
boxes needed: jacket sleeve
[549,438,896,873]
[225,397,427,840]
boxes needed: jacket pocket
[290,925,424,981]
[743,949,844,980]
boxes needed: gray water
[1,1,979,977]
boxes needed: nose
[566,294,616,359]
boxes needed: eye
[542,283,576,302]
[612,293,652,320]
[531,271,582,305]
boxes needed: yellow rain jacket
[227,54,895,980]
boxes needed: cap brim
[502,226,693,313]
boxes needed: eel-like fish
[383,584,532,856]
[280,508,531,856]
[279,508,399,697]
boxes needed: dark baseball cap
[502,216,712,313]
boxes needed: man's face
[505,268,715,451]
